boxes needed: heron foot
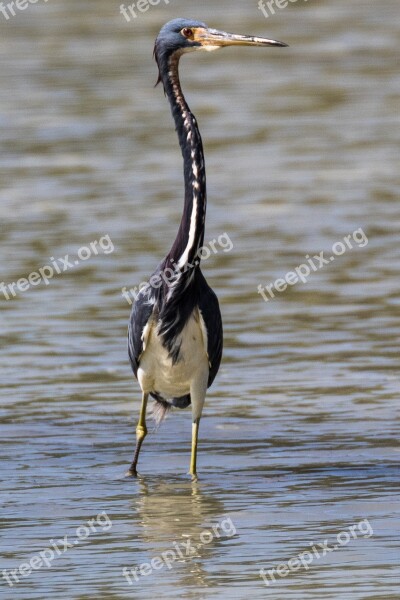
[188,469,198,482]
[125,467,138,477]
[125,467,139,477]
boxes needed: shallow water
[1,0,399,598]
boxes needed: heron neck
[163,53,207,269]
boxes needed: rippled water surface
[1,0,399,598]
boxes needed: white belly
[137,308,209,399]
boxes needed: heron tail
[151,398,171,427]
[150,393,191,427]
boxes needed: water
[1,0,399,598]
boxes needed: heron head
[154,18,288,82]
[155,18,287,54]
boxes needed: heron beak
[194,27,288,50]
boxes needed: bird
[127,18,287,480]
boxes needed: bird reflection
[129,477,230,588]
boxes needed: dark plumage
[126,18,287,478]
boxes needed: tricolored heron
[127,18,287,479]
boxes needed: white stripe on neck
[177,193,198,269]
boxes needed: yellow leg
[189,418,200,480]
[126,392,148,476]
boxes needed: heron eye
[181,28,194,39]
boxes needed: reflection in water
[0,0,399,598]
[133,479,224,539]
[131,478,228,589]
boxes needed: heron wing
[128,285,156,379]
[197,280,223,388]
